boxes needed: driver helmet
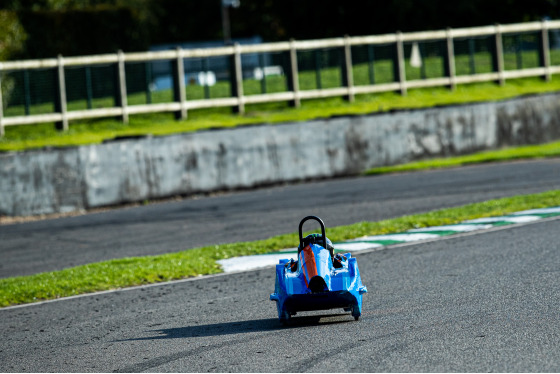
[298,233,334,252]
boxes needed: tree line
[1,0,559,60]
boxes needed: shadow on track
[119,313,354,341]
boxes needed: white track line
[512,207,560,215]
[465,215,540,224]
[217,253,298,273]
[407,224,493,232]
[355,233,441,242]
[334,242,384,251]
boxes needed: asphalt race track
[1,158,560,278]
[2,216,560,372]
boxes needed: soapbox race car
[270,216,367,324]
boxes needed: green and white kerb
[217,207,560,273]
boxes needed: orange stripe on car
[301,245,318,288]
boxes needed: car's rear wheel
[351,305,361,321]
[279,310,290,325]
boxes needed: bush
[0,10,27,61]
[17,5,151,58]
[0,11,26,108]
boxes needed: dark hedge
[8,0,560,60]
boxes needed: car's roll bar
[298,215,329,255]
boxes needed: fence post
[0,65,3,137]
[394,31,407,95]
[468,39,476,74]
[144,62,152,104]
[172,47,187,120]
[231,43,245,114]
[202,57,211,99]
[492,24,505,86]
[116,50,129,123]
[258,53,267,94]
[367,45,375,84]
[515,34,523,70]
[287,39,301,108]
[23,70,30,115]
[540,18,552,82]
[444,28,457,90]
[314,50,322,89]
[342,35,355,102]
[54,54,68,131]
[85,66,93,109]
[420,43,427,79]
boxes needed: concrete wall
[1,92,560,217]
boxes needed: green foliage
[16,5,152,58]
[0,10,27,61]
[4,0,560,59]
[1,189,559,307]
[0,11,26,109]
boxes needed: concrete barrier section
[1,93,559,216]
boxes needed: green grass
[365,140,560,175]
[1,189,559,307]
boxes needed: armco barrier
[1,92,559,217]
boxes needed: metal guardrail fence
[1,19,560,137]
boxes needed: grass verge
[2,77,560,152]
[1,189,559,308]
[365,140,560,175]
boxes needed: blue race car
[270,216,367,324]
